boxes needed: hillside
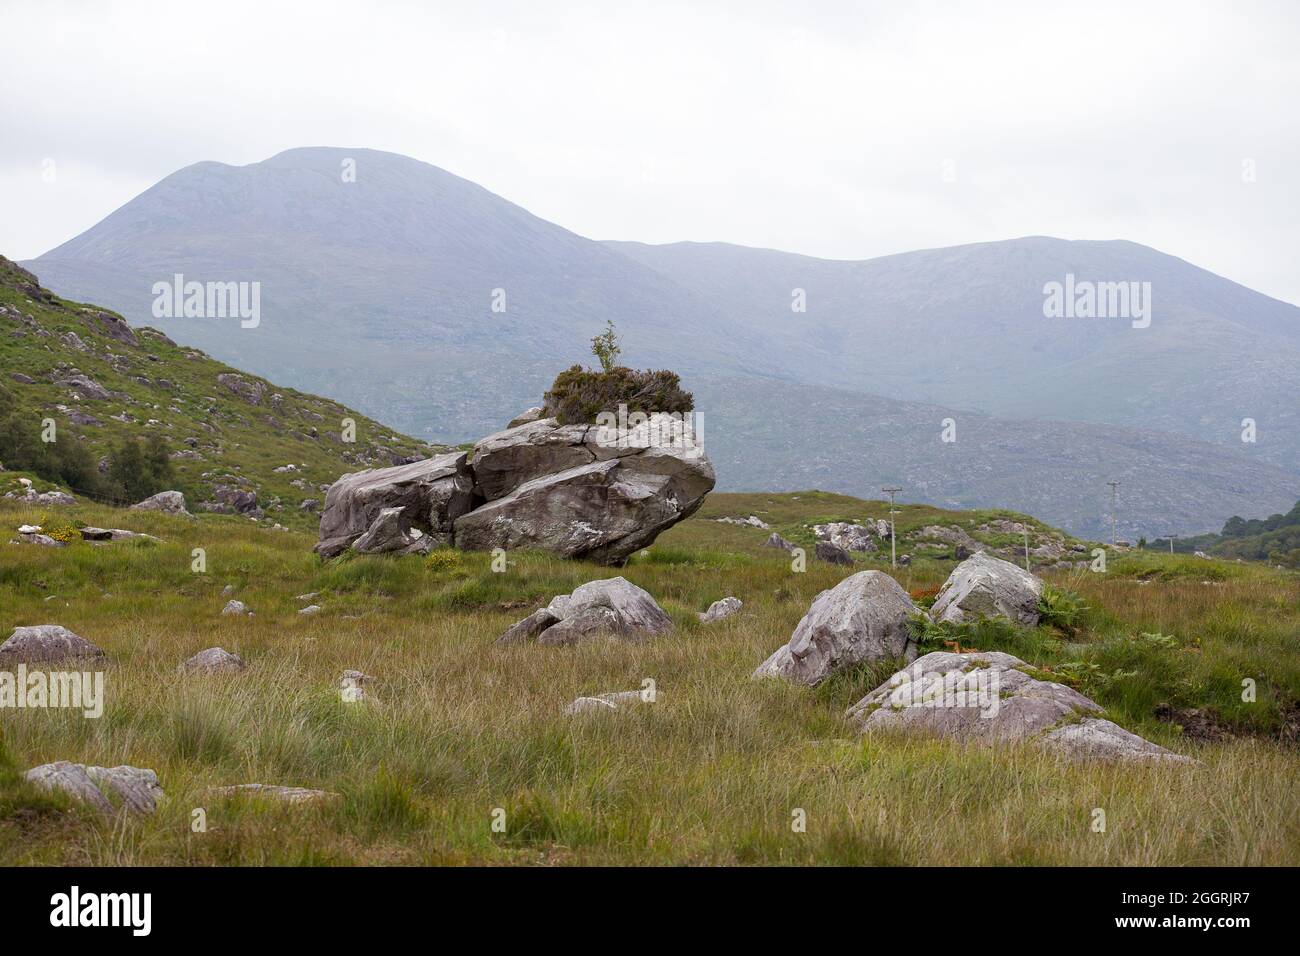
[22,146,1300,538]
[1153,498,1300,567]
[2,490,1297,865]
[0,256,440,529]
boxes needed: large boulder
[496,577,673,646]
[454,414,714,565]
[814,522,879,552]
[314,452,475,558]
[931,551,1044,625]
[845,650,1193,763]
[753,571,919,686]
[0,625,106,665]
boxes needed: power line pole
[1106,480,1120,547]
[1166,532,1177,555]
[882,486,901,568]
[1023,523,1031,571]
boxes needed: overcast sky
[2,0,1297,304]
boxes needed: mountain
[22,147,1300,537]
[0,255,438,528]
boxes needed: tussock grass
[1,493,1297,865]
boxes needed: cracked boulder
[846,651,1193,763]
[452,414,714,565]
[314,452,475,558]
[26,761,164,814]
[754,571,919,686]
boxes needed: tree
[590,320,622,372]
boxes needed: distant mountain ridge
[22,146,1300,537]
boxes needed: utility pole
[1106,480,1120,547]
[1023,523,1031,571]
[1166,533,1177,555]
[882,486,901,568]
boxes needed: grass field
[2,490,1298,865]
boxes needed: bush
[542,365,694,426]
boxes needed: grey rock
[208,784,339,803]
[846,650,1192,762]
[763,532,795,551]
[699,596,742,622]
[352,506,431,555]
[220,600,250,616]
[497,577,672,646]
[931,551,1044,626]
[506,406,545,429]
[215,372,266,404]
[129,490,190,516]
[18,532,65,547]
[298,604,322,616]
[814,522,880,552]
[0,625,105,665]
[180,646,246,673]
[85,765,165,813]
[314,453,474,558]
[25,762,114,814]
[754,571,918,686]
[815,540,853,566]
[454,414,714,566]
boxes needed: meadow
[2,489,1297,865]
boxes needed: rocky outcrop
[763,532,795,551]
[814,522,880,552]
[207,784,339,804]
[754,571,919,686]
[496,577,673,646]
[845,650,1193,763]
[931,552,1044,625]
[452,414,714,565]
[506,406,545,429]
[0,625,106,665]
[130,490,190,516]
[314,453,475,558]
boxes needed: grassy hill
[0,255,442,530]
[2,490,1297,865]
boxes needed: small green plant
[590,320,622,372]
[1037,585,1087,632]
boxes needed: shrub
[424,549,463,574]
[1037,585,1088,632]
[543,365,694,426]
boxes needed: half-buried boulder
[314,452,475,558]
[496,577,673,646]
[931,551,1044,625]
[0,625,106,665]
[753,571,919,686]
[845,650,1193,763]
[130,490,191,516]
[25,761,164,814]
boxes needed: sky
[2,0,1297,304]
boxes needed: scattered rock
[207,784,339,804]
[763,532,795,551]
[716,515,770,529]
[298,604,322,616]
[24,762,163,815]
[814,522,880,552]
[496,577,673,646]
[814,540,853,566]
[339,670,374,701]
[754,571,918,686]
[845,650,1192,763]
[220,600,251,616]
[130,490,190,516]
[931,551,1044,626]
[180,647,246,673]
[79,527,158,542]
[0,625,106,665]
[215,372,266,404]
[699,596,742,622]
